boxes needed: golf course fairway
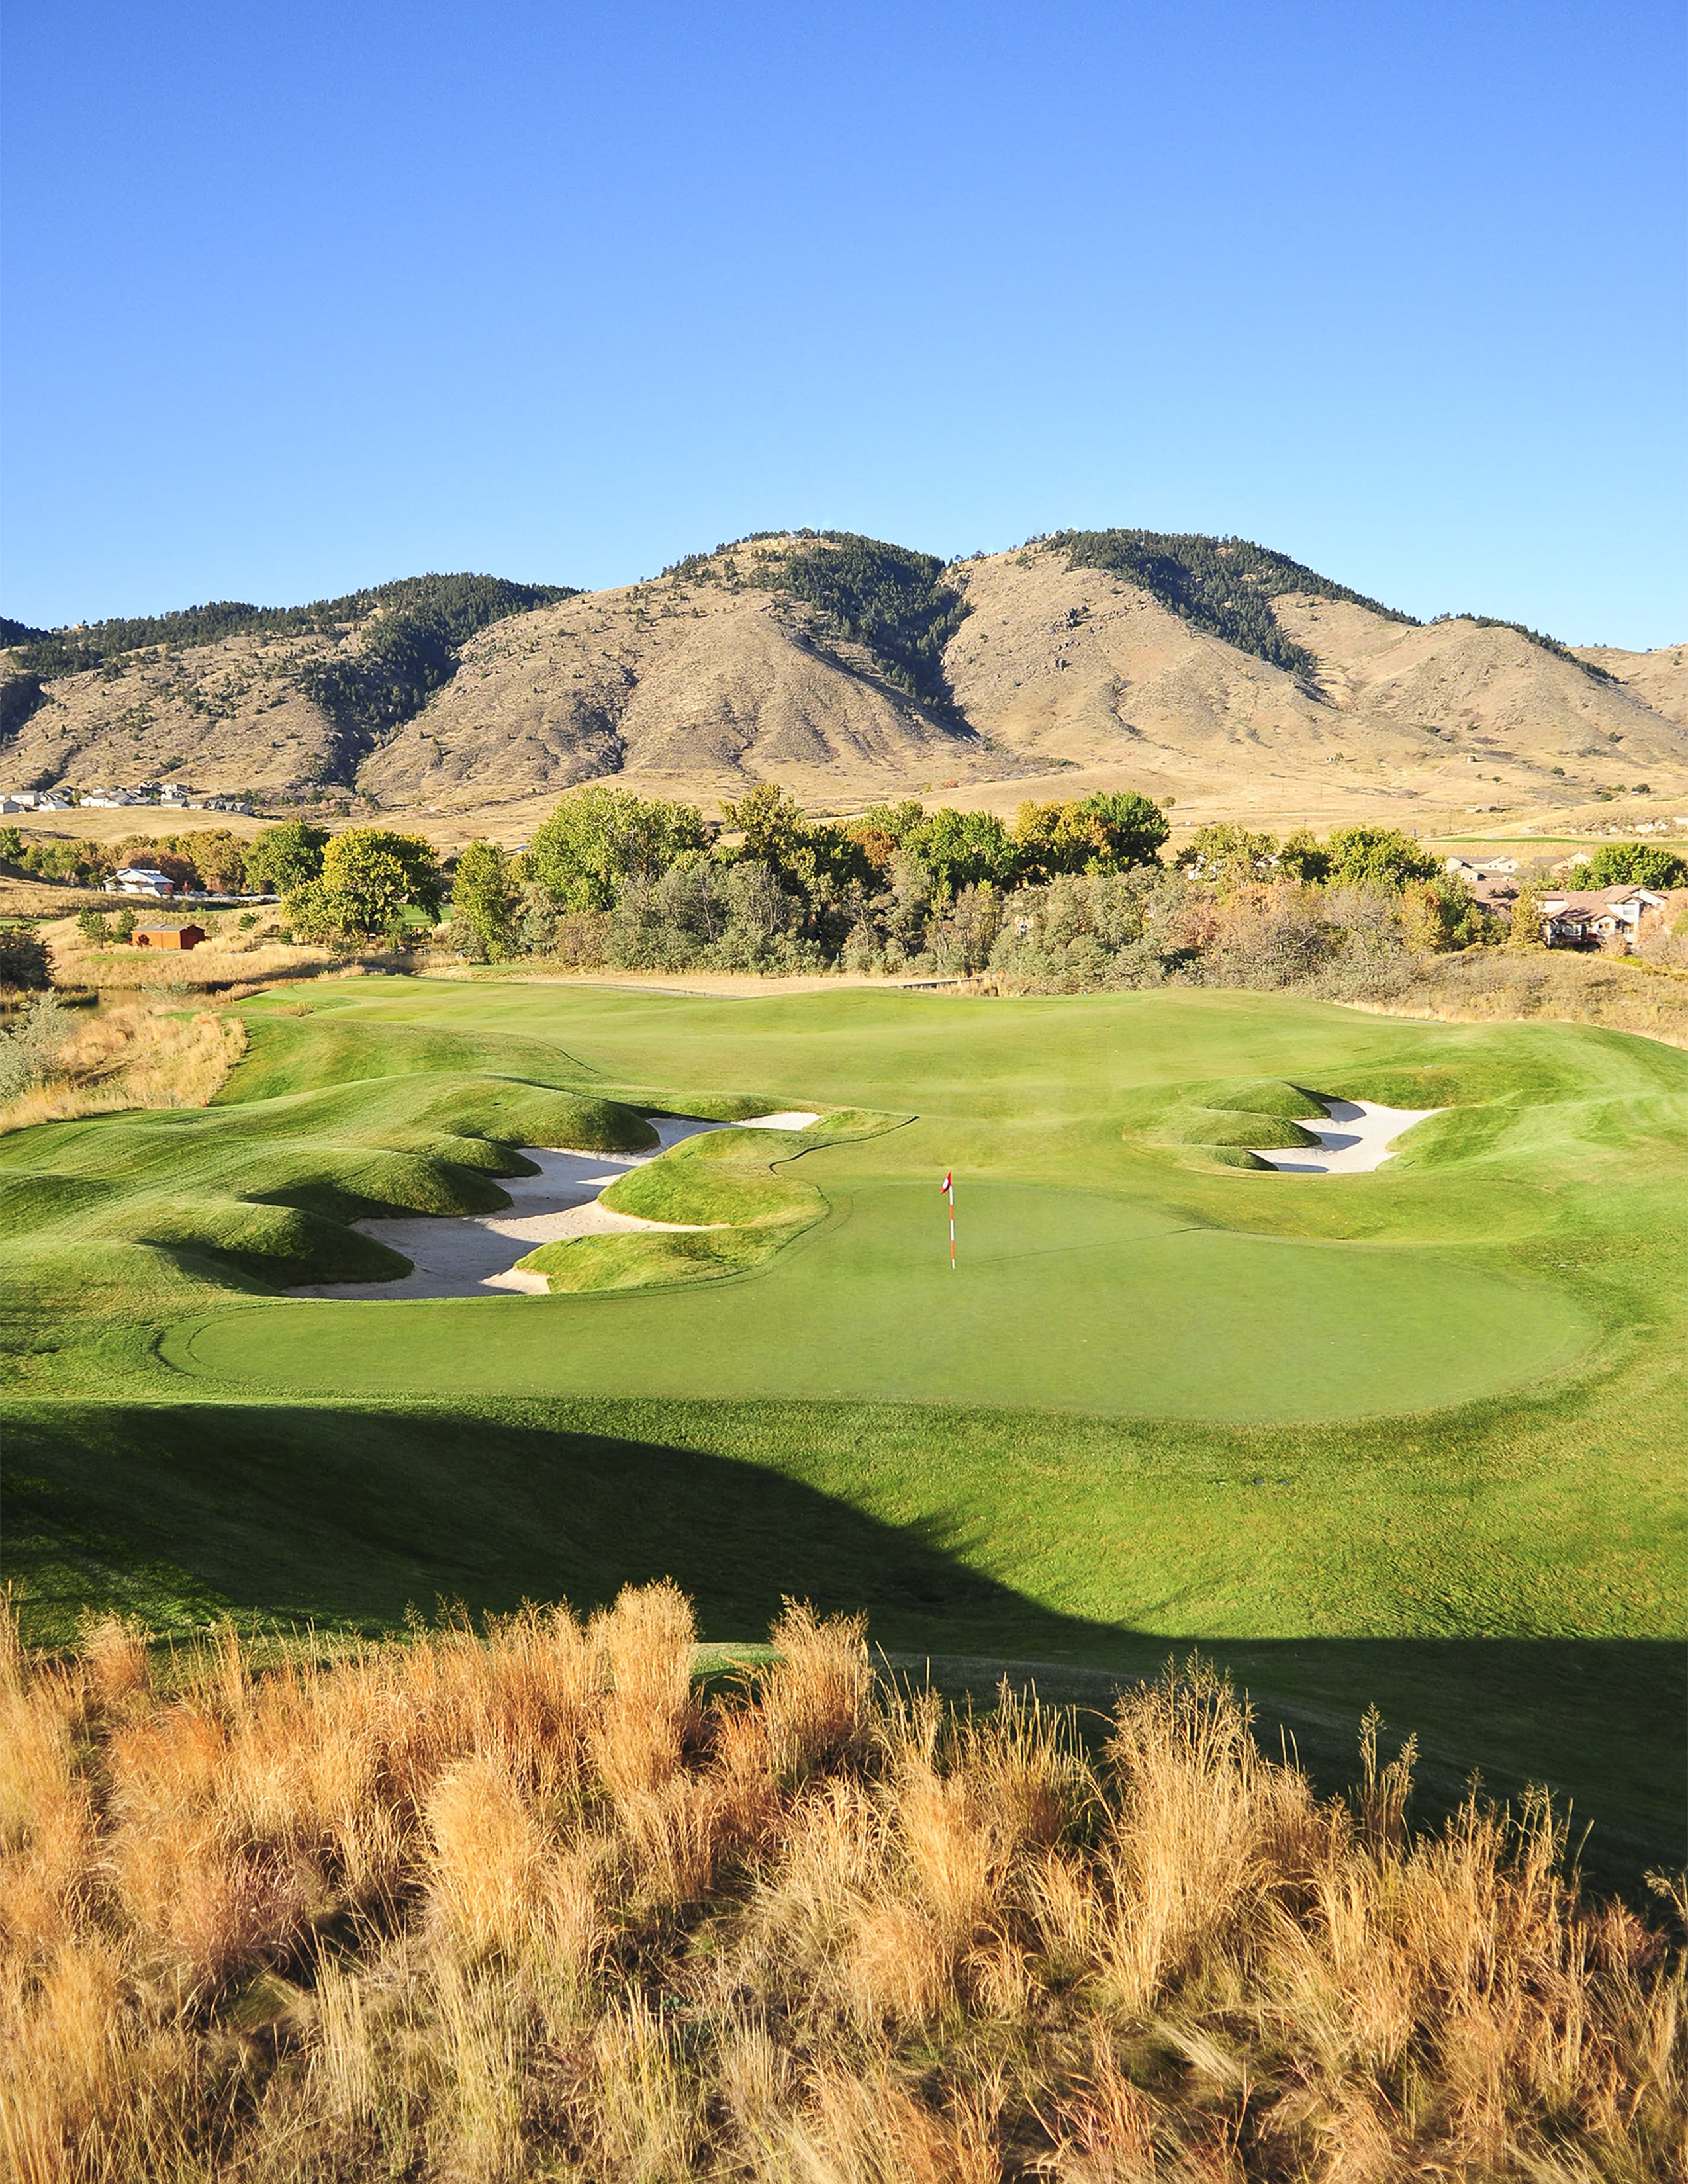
[5,978,1683,1887]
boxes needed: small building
[107,866,177,897]
[1445,854,1521,882]
[1537,886,1667,950]
[133,923,205,951]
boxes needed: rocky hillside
[5,533,1684,827]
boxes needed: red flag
[939,1171,951,1195]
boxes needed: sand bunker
[1256,1099,1442,1175]
[289,1110,821,1300]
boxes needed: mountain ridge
[5,531,1684,828]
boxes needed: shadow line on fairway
[10,1396,1681,1899]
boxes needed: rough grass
[1361,946,1688,1049]
[1,1588,1680,2183]
[0,1007,246,1136]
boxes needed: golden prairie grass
[0,1586,1680,2183]
[0,1004,245,1134]
[49,936,338,993]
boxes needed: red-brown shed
[133,924,205,951]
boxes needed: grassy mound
[5,1588,1678,2180]
[0,1012,657,1291]
[1157,1107,1320,1150]
[524,1111,903,1298]
[520,1224,794,1293]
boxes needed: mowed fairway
[5,978,1684,1884]
[170,1176,1590,1419]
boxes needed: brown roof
[1543,886,1663,915]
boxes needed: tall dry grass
[0,1005,245,1134]
[0,1590,1680,2182]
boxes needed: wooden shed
[134,924,205,951]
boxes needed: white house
[107,867,177,899]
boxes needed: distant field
[3,979,1683,1886]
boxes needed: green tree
[0,927,51,991]
[1321,826,1439,889]
[318,829,442,938]
[906,807,1017,895]
[1012,793,1168,882]
[1509,885,1544,948]
[0,827,23,866]
[1579,842,1688,889]
[1176,822,1279,888]
[243,821,329,895]
[528,787,709,913]
[719,784,812,878]
[1276,829,1331,886]
[1399,874,1495,952]
[451,840,520,957]
[75,909,110,945]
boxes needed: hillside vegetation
[5,533,1683,825]
[3,1588,1681,2183]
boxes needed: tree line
[439,786,1619,986]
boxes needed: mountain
[5,535,1685,829]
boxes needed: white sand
[1255,1099,1442,1175]
[287,1116,731,1301]
[287,1109,824,1300]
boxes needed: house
[107,867,177,898]
[32,792,75,813]
[1445,854,1521,882]
[1536,886,1667,950]
[1468,875,1521,914]
[133,923,205,951]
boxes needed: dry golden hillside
[935,543,1688,829]
[5,533,1684,833]
[361,566,1027,811]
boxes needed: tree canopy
[527,786,710,913]
[1579,842,1688,889]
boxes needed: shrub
[0,927,52,990]
[1579,841,1688,889]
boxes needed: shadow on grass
[8,1399,1683,1897]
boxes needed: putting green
[164,1175,1590,1420]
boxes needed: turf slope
[3,979,1683,1886]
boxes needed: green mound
[1158,1109,1320,1150]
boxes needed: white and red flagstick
[939,1169,955,1269]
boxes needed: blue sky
[3,1,1682,645]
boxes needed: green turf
[2,979,1684,1887]
[165,1179,1591,1420]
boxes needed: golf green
[166,1175,1591,1420]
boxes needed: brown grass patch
[0,1592,1680,2180]
[0,1004,245,1134]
